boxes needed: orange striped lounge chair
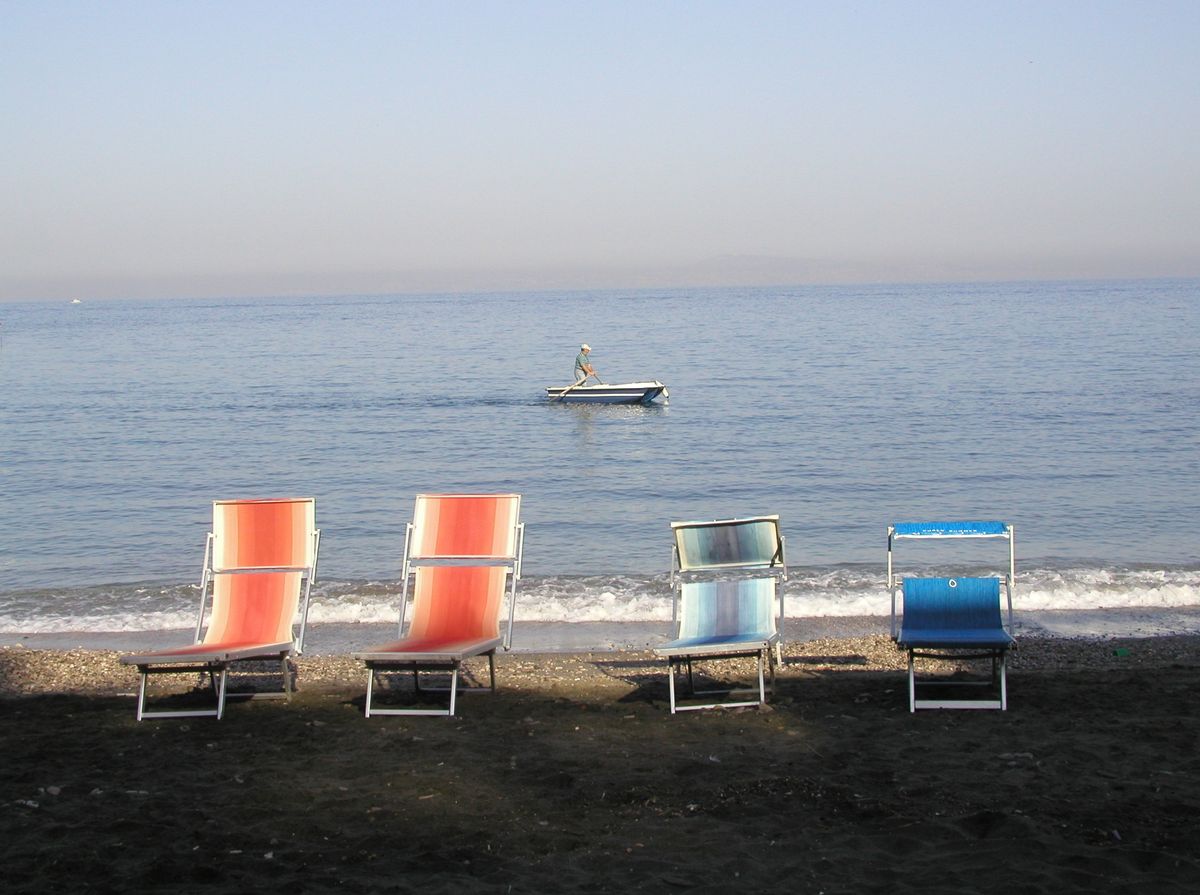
[655,515,788,713]
[120,498,320,720]
[354,493,524,717]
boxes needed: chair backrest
[212,498,317,571]
[409,494,522,560]
[407,565,508,642]
[901,577,1003,632]
[678,579,777,640]
[400,494,523,649]
[671,515,783,574]
[202,571,303,646]
[201,497,319,651]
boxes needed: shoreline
[4,606,1200,655]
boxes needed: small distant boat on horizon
[545,380,669,405]
[70,299,82,304]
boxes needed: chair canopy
[212,497,317,571]
[888,519,1015,593]
[891,521,1009,539]
[676,578,777,645]
[409,494,522,560]
[672,515,783,573]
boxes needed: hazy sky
[3,1,1198,300]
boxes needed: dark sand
[3,635,1200,893]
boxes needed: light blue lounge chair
[888,521,1016,711]
[655,515,787,713]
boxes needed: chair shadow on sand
[125,660,305,714]
[586,654,812,707]
[341,661,500,714]
[582,645,886,709]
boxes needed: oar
[552,372,599,401]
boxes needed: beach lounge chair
[354,494,524,717]
[655,515,787,713]
[888,521,1016,711]
[120,498,320,721]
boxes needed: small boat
[545,380,669,405]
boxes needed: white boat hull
[545,381,669,405]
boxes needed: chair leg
[281,657,293,702]
[667,659,678,714]
[908,652,917,713]
[364,669,376,718]
[756,650,766,706]
[136,671,149,721]
[448,666,460,717]
[999,653,1008,710]
[131,664,232,721]
[215,667,229,720]
[488,653,497,692]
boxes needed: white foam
[0,566,1197,633]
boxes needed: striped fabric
[892,521,1008,538]
[405,565,507,645]
[120,499,320,719]
[672,516,781,571]
[212,498,316,571]
[204,571,302,646]
[676,578,777,644]
[410,494,521,559]
[899,577,1013,648]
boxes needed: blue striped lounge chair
[655,515,787,713]
[888,521,1017,711]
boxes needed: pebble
[2,635,1198,699]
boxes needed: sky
[2,1,1199,301]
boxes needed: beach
[4,634,1200,893]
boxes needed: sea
[2,279,1198,652]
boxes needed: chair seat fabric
[121,640,294,666]
[655,579,778,656]
[657,631,777,656]
[897,628,1014,649]
[899,577,1008,642]
[357,635,503,663]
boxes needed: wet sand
[3,634,1200,893]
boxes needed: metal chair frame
[126,498,319,721]
[359,494,524,718]
[658,515,788,713]
[887,522,1016,711]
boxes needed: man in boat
[574,343,597,384]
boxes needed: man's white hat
[581,343,590,350]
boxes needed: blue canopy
[892,521,1009,538]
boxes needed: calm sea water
[2,280,1198,643]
